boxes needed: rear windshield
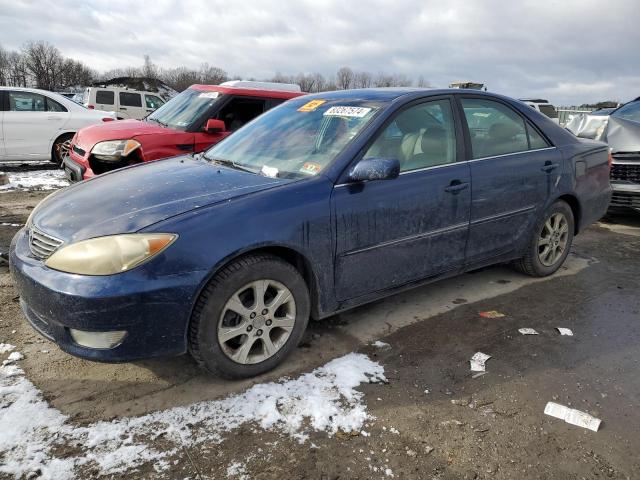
[538,104,558,119]
[146,88,221,130]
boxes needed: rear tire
[514,200,574,277]
[51,133,74,167]
[188,254,310,378]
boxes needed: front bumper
[9,228,208,362]
[67,144,94,181]
[609,182,640,211]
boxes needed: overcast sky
[1,0,638,104]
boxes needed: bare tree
[142,54,158,79]
[336,67,354,90]
[353,71,372,88]
[199,63,227,84]
[22,41,64,90]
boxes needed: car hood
[74,119,172,150]
[605,116,640,153]
[32,157,288,243]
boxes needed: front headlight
[45,233,177,275]
[91,139,141,162]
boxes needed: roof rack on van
[220,80,302,93]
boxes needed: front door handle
[541,162,559,173]
[444,180,469,194]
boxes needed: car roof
[288,88,516,104]
[190,84,305,100]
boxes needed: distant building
[449,81,485,90]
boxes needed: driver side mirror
[348,157,400,182]
[204,119,226,134]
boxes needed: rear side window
[95,90,115,105]
[538,104,558,119]
[462,98,531,159]
[8,91,46,112]
[46,97,67,112]
[119,92,142,107]
[527,122,550,149]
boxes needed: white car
[519,98,560,124]
[0,87,117,164]
[82,87,166,120]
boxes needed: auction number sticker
[298,99,326,112]
[323,106,372,118]
[198,92,219,99]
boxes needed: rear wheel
[188,254,310,378]
[514,200,574,277]
[51,133,74,167]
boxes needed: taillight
[88,104,95,109]
[608,149,613,169]
[102,117,114,122]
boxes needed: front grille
[611,152,640,183]
[29,226,64,260]
[72,144,86,157]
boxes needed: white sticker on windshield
[198,92,219,99]
[261,165,279,178]
[324,106,372,118]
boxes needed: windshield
[612,101,640,123]
[146,88,221,130]
[203,99,380,179]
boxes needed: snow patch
[0,343,15,354]
[0,170,69,192]
[0,353,385,479]
[371,341,391,349]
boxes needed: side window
[96,90,115,105]
[363,99,457,172]
[145,95,165,109]
[216,97,266,131]
[527,122,550,149]
[119,92,142,108]
[8,91,46,112]
[46,98,67,112]
[461,98,529,159]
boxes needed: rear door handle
[444,180,469,194]
[541,162,559,173]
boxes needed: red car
[64,81,305,181]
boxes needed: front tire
[514,200,574,277]
[188,254,310,378]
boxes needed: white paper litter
[518,328,539,335]
[556,328,573,336]
[544,402,601,432]
[0,352,385,479]
[470,352,491,372]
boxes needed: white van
[82,87,167,120]
[519,98,560,124]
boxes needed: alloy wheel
[217,279,296,364]
[538,212,569,267]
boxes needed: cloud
[0,0,638,104]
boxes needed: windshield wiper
[148,117,167,127]
[207,157,257,174]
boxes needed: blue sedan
[10,89,611,378]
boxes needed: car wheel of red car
[515,200,574,277]
[188,254,310,378]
